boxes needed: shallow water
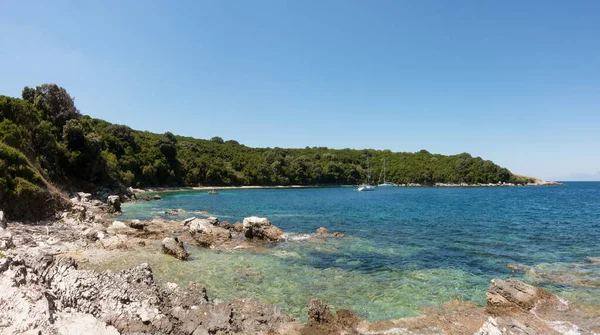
[100,182,600,320]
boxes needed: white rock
[183,217,197,226]
[77,192,92,201]
[111,221,127,229]
[475,317,502,335]
[242,216,271,229]
[55,312,120,335]
[0,210,6,230]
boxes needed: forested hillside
[1,84,532,219]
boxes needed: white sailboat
[378,158,394,187]
[358,157,376,191]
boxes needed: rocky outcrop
[183,217,196,226]
[0,230,13,251]
[300,299,365,334]
[242,216,284,241]
[189,218,232,248]
[0,210,6,230]
[232,222,243,232]
[161,237,189,260]
[316,227,328,235]
[106,195,121,213]
[315,227,344,238]
[0,251,299,334]
[77,192,92,202]
[165,208,185,215]
[128,219,147,230]
[111,220,127,229]
[486,278,563,313]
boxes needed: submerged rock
[165,208,185,215]
[153,194,161,200]
[189,218,231,248]
[242,216,284,242]
[161,237,189,260]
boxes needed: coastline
[1,194,599,334]
[132,181,563,195]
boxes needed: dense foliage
[1,84,533,218]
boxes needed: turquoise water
[109,182,600,320]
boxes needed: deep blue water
[113,182,600,320]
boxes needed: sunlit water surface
[94,182,600,320]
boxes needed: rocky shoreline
[0,193,597,335]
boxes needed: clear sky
[1,1,599,181]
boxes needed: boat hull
[358,185,376,191]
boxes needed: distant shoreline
[132,181,563,195]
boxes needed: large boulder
[161,237,189,260]
[242,216,284,242]
[242,216,271,230]
[486,278,564,313]
[189,219,231,248]
[107,195,121,213]
[0,210,6,230]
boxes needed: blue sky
[1,1,599,180]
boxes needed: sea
[96,182,600,321]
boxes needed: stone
[183,217,197,226]
[77,192,92,201]
[242,216,284,242]
[486,278,563,312]
[233,223,244,232]
[111,221,127,229]
[475,317,503,335]
[161,237,189,260]
[316,227,328,235]
[0,210,6,230]
[206,217,218,225]
[129,219,147,230]
[82,227,105,242]
[153,194,161,200]
[107,195,121,213]
[0,231,14,251]
[165,208,185,215]
[332,232,345,237]
[253,226,284,241]
[189,219,231,248]
[122,187,137,200]
[242,216,271,229]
